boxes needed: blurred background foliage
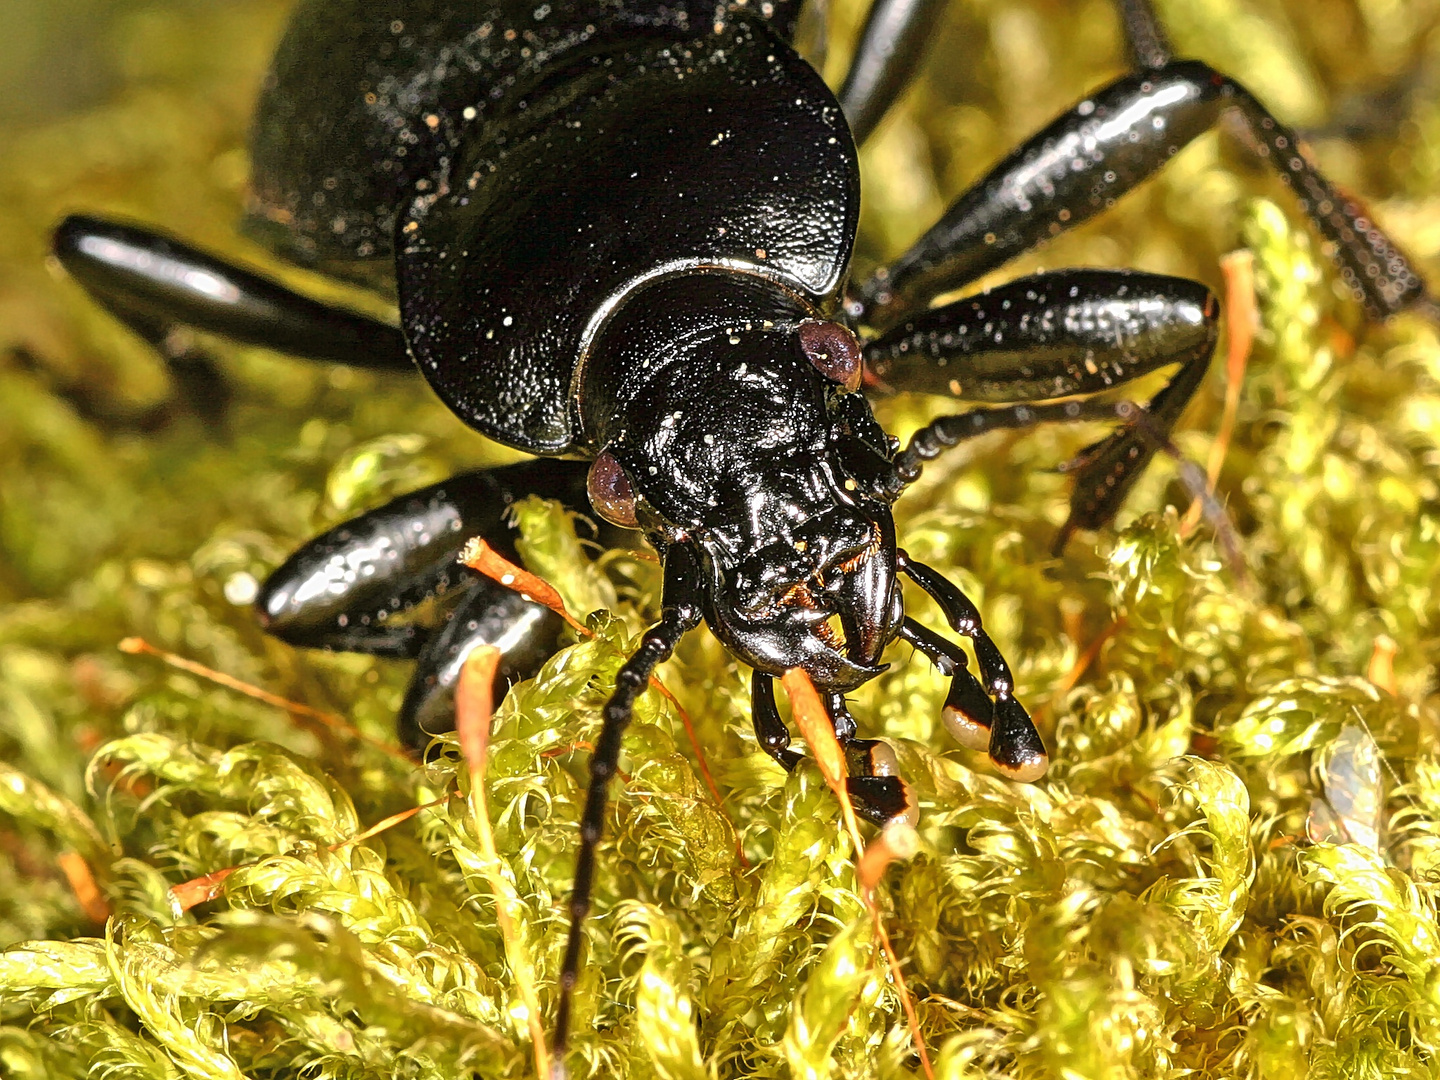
[0,0,1439,1076]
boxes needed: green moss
[2,0,1440,1076]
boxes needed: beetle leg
[554,546,704,1062]
[257,461,589,746]
[397,576,564,754]
[851,59,1432,326]
[751,670,803,771]
[52,214,411,372]
[1115,0,1172,70]
[107,309,234,430]
[889,393,1245,559]
[865,270,1216,404]
[9,311,230,434]
[867,269,1218,540]
[836,0,950,146]
[898,557,1048,782]
[258,463,577,648]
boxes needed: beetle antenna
[552,548,703,1069]
[888,399,1248,579]
[889,398,1143,489]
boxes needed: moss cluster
[1,0,1439,1076]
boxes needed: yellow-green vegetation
[2,0,1439,1076]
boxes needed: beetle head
[585,303,902,691]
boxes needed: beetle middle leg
[52,214,411,373]
[751,670,803,771]
[835,0,949,147]
[867,268,1218,545]
[836,0,1431,551]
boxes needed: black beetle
[51,0,1433,1062]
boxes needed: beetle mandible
[52,0,1435,1062]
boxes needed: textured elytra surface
[0,1,1439,1079]
[246,0,807,277]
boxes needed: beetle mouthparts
[815,611,847,652]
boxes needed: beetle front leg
[398,576,564,752]
[851,59,1432,325]
[868,269,1218,541]
[842,738,918,828]
[257,460,589,750]
[819,690,919,825]
[896,618,994,751]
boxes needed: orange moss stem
[1033,616,1126,728]
[459,538,586,633]
[118,637,414,766]
[170,793,459,913]
[1182,250,1255,536]
[56,851,110,923]
[460,537,743,865]
[781,669,933,1080]
[457,645,552,1078]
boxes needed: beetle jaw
[698,508,901,691]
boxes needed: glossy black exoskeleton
[52,0,1434,1061]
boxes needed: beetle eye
[587,449,639,528]
[798,319,863,392]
